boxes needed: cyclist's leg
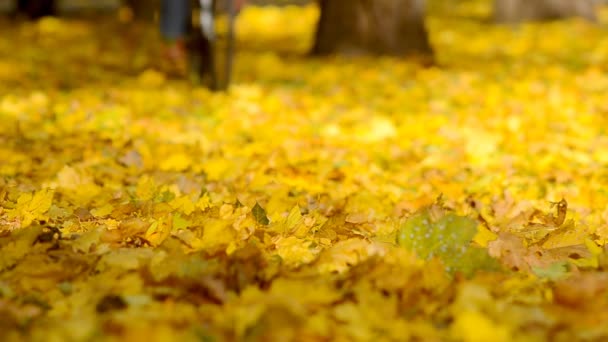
[160,0,190,41]
[160,0,191,74]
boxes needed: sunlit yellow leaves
[451,310,510,342]
[200,218,235,251]
[451,283,512,341]
[0,226,43,271]
[219,203,234,219]
[274,236,319,267]
[4,2,608,341]
[473,224,498,247]
[0,61,23,84]
[88,105,129,135]
[145,216,172,246]
[98,249,153,272]
[569,238,602,268]
[91,203,114,218]
[196,193,212,211]
[236,5,319,53]
[118,217,152,241]
[102,218,120,231]
[72,228,102,253]
[37,17,65,35]
[316,238,376,274]
[355,116,397,143]
[464,127,500,167]
[169,195,196,215]
[272,205,303,234]
[160,153,192,172]
[10,189,54,228]
[172,214,191,230]
[540,224,588,249]
[277,279,338,306]
[344,191,390,223]
[56,165,81,188]
[285,205,303,230]
[55,165,101,203]
[201,157,232,181]
[135,175,156,201]
[137,69,166,88]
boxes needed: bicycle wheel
[190,0,236,91]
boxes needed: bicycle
[190,0,237,91]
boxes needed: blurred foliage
[2,1,608,341]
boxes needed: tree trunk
[312,0,432,58]
[494,0,597,23]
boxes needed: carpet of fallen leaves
[3,1,608,341]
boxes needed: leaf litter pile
[4,2,608,341]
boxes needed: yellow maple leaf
[316,238,375,274]
[570,238,602,268]
[145,216,172,246]
[169,195,195,215]
[473,224,498,248]
[91,203,114,218]
[541,222,588,249]
[199,218,235,251]
[159,153,192,172]
[56,165,85,189]
[272,205,304,234]
[451,311,510,342]
[201,157,231,181]
[285,205,303,230]
[196,193,212,211]
[275,236,319,267]
[15,189,54,228]
[56,165,101,203]
[135,175,156,201]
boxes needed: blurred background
[2,0,608,91]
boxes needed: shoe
[161,39,188,77]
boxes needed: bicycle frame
[197,0,236,91]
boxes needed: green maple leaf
[252,202,270,226]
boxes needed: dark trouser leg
[160,0,190,41]
[17,0,55,19]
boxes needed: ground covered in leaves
[3,1,608,341]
